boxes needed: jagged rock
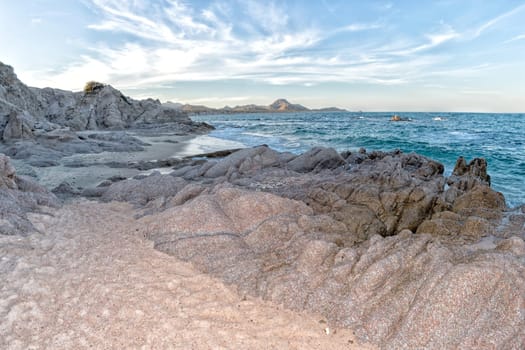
[0,63,44,117]
[496,236,525,255]
[52,181,82,199]
[448,156,491,190]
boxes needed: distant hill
[269,98,309,112]
[163,98,346,115]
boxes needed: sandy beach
[0,199,372,349]
[11,132,245,191]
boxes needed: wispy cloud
[26,0,405,90]
[505,33,525,43]
[390,30,459,56]
[473,3,525,38]
[332,22,384,34]
[20,0,521,105]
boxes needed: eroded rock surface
[91,145,524,349]
[0,154,59,236]
[139,186,524,349]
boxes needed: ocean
[192,112,525,208]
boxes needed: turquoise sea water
[193,112,525,207]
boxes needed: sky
[1,0,524,112]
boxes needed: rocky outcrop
[0,63,45,118]
[0,61,212,138]
[94,146,508,243]
[82,145,524,349]
[0,154,59,236]
[139,187,524,349]
[0,61,213,171]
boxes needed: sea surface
[192,112,525,207]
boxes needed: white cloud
[22,0,505,97]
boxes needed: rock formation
[0,61,211,135]
[79,144,525,349]
[0,61,213,170]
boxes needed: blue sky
[1,0,524,112]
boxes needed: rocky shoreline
[1,61,525,349]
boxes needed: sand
[0,199,373,349]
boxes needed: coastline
[193,112,525,208]
[1,130,524,348]
[1,59,524,348]
[11,131,245,191]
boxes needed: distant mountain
[163,98,346,115]
[269,98,309,112]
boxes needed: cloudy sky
[1,0,524,112]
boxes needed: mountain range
[163,98,346,115]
